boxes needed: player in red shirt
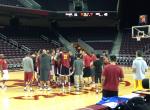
[61,51,70,70]
[90,52,97,86]
[60,49,71,91]
[54,49,61,86]
[91,53,97,62]
[36,49,42,87]
[82,51,92,86]
[101,55,124,97]
[0,54,9,89]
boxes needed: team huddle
[0,47,123,97]
[22,48,106,93]
[0,48,148,97]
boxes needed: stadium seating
[86,42,113,53]
[0,39,26,59]
[0,26,60,69]
[4,26,150,67]
[35,0,69,11]
[58,27,116,41]
[0,0,23,7]
[86,0,118,11]
[0,39,25,69]
[119,32,150,55]
[7,58,22,69]
[0,26,59,57]
[118,30,150,66]
[57,27,116,53]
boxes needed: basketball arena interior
[0,0,150,110]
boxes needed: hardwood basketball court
[0,67,149,110]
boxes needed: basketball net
[136,36,141,41]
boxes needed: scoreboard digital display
[48,11,118,20]
[65,11,115,17]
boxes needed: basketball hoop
[136,36,141,41]
[132,25,150,40]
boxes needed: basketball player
[132,50,148,90]
[50,49,56,83]
[69,51,75,84]
[54,48,61,86]
[60,49,70,89]
[46,49,53,83]
[31,52,38,83]
[82,51,92,86]
[39,49,51,91]
[93,54,103,93]
[101,55,124,97]
[90,52,97,86]
[0,54,9,89]
[72,54,84,91]
[36,49,42,87]
[22,53,34,91]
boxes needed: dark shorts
[83,67,91,77]
[40,69,49,81]
[95,72,101,83]
[34,66,37,72]
[91,68,95,76]
[54,64,60,77]
[102,89,118,98]
[60,65,69,75]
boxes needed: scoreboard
[48,11,118,27]
[64,11,117,17]
[48,11,118,20]
[65,12,108,17]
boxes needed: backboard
[132,25,150,41]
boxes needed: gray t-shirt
[40,54,51,71]
[73,59,83,75]
[22,56,34,72]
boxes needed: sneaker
[1,85,4,88]
[62,88,65,93]
[76,87,80,92]
[2,85,7,89]
[30,88,34,92]
[96,89,99,94]
[47,87,51,91]
[39,87,43,91]
[24,87,27,91]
